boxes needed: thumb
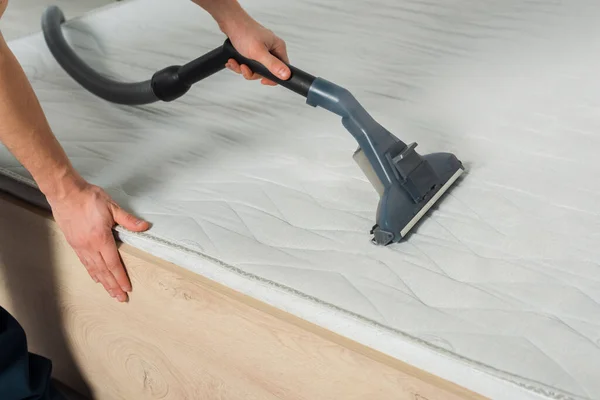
[256,47,291,81]
[110,203,150,232]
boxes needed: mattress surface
[2,0,600,399]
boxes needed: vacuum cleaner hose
[41,6,316,103]
[41,5,159,105]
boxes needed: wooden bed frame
[0,192,483,400]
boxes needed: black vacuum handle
[154,39,317,101]
[221,39,316,97]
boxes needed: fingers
[255,43,291,81]
[226,61,276,86]
[53,184,142,304]
[241,64,261,81]
[227,59,264,82]
[96,250,128,303]
[101,234,132,294]
[110,202,150,232]
[74,226,131,302]
[95,254,126,301]
[76,251,99,284]
[80,249,128,302]
[270,37,290,65]
[104,203,144,301]
[225,37,291,86]
[261,78,277,86]
[226,59,242,75]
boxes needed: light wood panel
[0,193,484,400]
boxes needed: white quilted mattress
[2,0,600,399]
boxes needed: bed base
[0,192,482,400]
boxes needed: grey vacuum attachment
[41,5,464,246]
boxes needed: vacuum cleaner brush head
[306,79,464,246]
[356,146,464,245]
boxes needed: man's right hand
[46,175,150,302]
[192,0,291,86]
[221,12,291,86]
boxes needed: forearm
[191,0,248,32]
[0,34,82,201]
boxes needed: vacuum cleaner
[40,5,464,246]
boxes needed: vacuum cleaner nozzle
[41,7,464,245]
[306,78,464,246]
[353,145,464,244]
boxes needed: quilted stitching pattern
[2,0,600,398]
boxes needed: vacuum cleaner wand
[41,5,464,246]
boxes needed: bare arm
[0,36,81,199]
[0,0,289,193]
[0,8,149,303]
[0,0,290,303]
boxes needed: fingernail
[135,219,144,225]
[278,69,288,79]
[117,294,127,302]
[122,285,132,292]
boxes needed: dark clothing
[0,306,64,400]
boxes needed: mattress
[2,0,599,399]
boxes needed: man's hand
[0,27,151,303]
[47,177,150,303]
[222,15,291,86]
[193,0,291,86]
